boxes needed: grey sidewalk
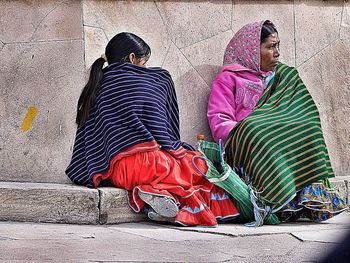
[0,212,349,263]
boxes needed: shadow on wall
[197,64,222,87]
[175,64,221,145]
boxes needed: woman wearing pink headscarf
[207,20,347,224]
[208,21,278,143]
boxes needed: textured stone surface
[83,0,170,67]
[109,223,226,242]
[84,26,109,70]
[155,0,232,49]
[294,0,343,66]
[181,30,233,85]
[330,177,349,204]
[173,212,350,237]
[232,0,295,66]
[0,197,349,262]
[297,40,350,176]
[163,43,212,144]
[98,187,146,224]
[344,176,350,204]
[347,179,350,204]
[0,40,85,183]
[0,0,82,43]
[3,217,350,263]
[341,1,350,42]
[291,229,347,243]
[0,182,99,224]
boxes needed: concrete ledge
[0,182,100,224]
[0,182,146,225]
[98,187,146,224]
[0,177,348,225]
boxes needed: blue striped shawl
[66,63,193,187]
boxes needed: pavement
[0,212,349,263]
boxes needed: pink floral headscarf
[223,20,275,73]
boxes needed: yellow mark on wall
[21,106,38,132]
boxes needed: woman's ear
[128,53,137,64]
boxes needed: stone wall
[1,0,349,184]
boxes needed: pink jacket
[207,65,265,143]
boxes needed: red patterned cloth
[94,141,239,226]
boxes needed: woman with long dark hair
[66,32,239,226]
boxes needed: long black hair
[76,32,151,127]
[261,21,278,43]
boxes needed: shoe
[138,191,178,218]
[147,208,175,223]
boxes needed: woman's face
[260,32,280,72]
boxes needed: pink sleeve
[207,74,237,143]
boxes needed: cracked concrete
[0,212,349,262]
[296,37,339,68]
[0,0,82,43]
[155,0,232,49]
[294,0,343,66]
[82,0,171,67]
[29,1,66,41]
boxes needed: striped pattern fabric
[197,140,280,225]
[66,63,192,187]
[225,63,334,211]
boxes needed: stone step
[329,176,350,204]
[98,187,147,224]
[0,182,145,225]
[0,182,99,224]
[0,177,348,225]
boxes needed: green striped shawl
[225,63,334,211]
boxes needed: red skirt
[94,141,239,226]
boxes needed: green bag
[195,140,280,226]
